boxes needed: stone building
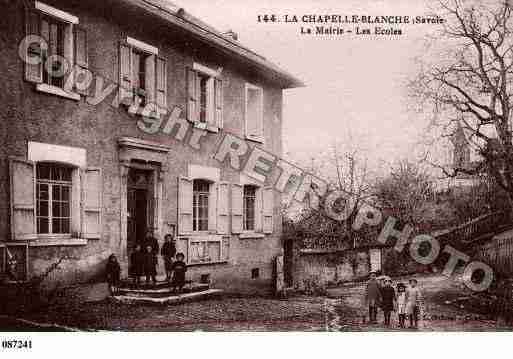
[0,0,302,294]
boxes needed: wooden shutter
[81,168,102,239]
[187,68,198,122]
[231,183,243,234]
[156,56,167,113]
[24,8,43,83]
[178,176,193,235]
[145,54,155,104]
[262,187,273,234]
[208,183,217,232]
[246,87,263,140]
[73,26,88,95]
[119,43,132,105]
[10,158,37,240]
[74,27,88,68]
[255,187,263,232]
[214,78,223,128]
[217,182,229,234]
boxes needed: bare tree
[410,0,513,215]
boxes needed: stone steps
[112,288,224,305]
[117,282,210,298]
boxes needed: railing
[433,211,507,246]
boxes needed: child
[170,252,187,293]
[161,234,176,282]
[106,254,121,295]
[380,279,396,327]
[405,278,422,329]
[364,271,381,324]
[130,244,144,287]
[396,282,407,328]
[143,245,157,286]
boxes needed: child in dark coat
[130,244,144,287]
[106,254,121,295]
[161,234,176,282]
[380,279,396,327]
[171,252,187,293]
[143,245,157,286]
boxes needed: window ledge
[36,84,80,101]
[29,238,88,247]
[239,232,265,239]
[245,135,264,144]
[186,260,228,267]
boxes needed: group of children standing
[105,231,188,295]
[364,271,423,329]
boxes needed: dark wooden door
[127,188,147,255]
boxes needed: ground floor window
[193,179,210,231]
[36,163,72,234]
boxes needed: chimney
[224,30,238,41]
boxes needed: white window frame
[244,83,264,143]
[192,179,211,232]
[193,62,217,128]
[243,184,257,232]
[34,1,80,100]
[239,175,265,239]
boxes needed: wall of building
[0,0,285,294]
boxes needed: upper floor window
[243,185,257,231]
[187,63,223,131]
[119,37,167,116]
[245,83,264,143]
[193,179,210,231]
[24,2,86,101]
[36,163,72,234]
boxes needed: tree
[410,0,513,216]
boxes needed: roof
[122,0,304,88]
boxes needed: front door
[127,168,152,255]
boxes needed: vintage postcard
[1,0,513,349]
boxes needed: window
[193,179,210,231]
[245,83,264,142]
[187,64,223,129]
[119,37,167,115]
[24,2,85,100]
[251,268,260,279]
[243,185,257,231]
[36,163,72,234]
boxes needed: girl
[396,282,407,328]
[143,245,157,286]
[171,252,187,293]
[106,254,121,295]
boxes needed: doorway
[127,168,153,255]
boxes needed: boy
[171,252,187,293]
[161,234,176,282]
[396,282,407,328]
[143,244,157,286]
[130,244,144,287]
[106,254,121,295]
[405,278,422,329]
[364,271,381,324]
[380,279,396,327]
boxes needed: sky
[173,0,442,179]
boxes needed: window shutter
[208,183,217,232]
[187,68,198,122]
[156,56,167,113]
[145,54,156,104]
[217,182,229,234]
[74,27,88,68]
[81,168,102,239]
[214,78,223,128]
[119,43,132,105]
[24,8,43,83]
[255,187,263,232]
[178,176,193,235]
[262,187,273,234]
[9,158,37,240]
[231,183,243,234]
[73,26,88,95]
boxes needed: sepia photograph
[1,0,513,351]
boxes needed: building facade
[0,0,302,294]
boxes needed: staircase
[112,277,224,305]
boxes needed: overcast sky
[174,0,441,178]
